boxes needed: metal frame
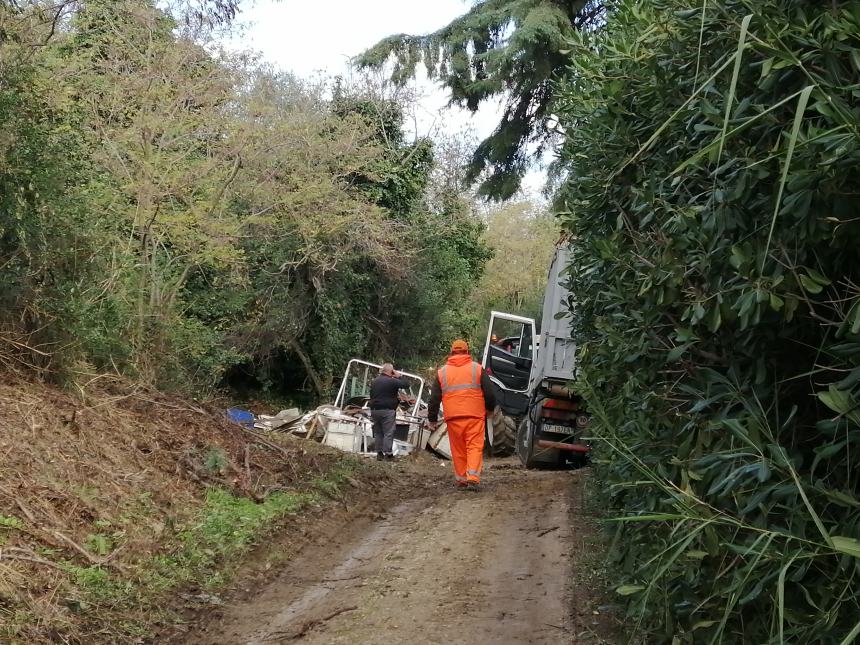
[333,358,425,418]
[480,311,537,394]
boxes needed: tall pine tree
[357,0,604,200]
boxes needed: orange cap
[451,339,469,353]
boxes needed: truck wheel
[490,412,517,457]
[516,417,539,469]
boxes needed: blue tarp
[226,407,255,428]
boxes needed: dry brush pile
[0,376,358,642]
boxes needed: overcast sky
[230,0,545,195]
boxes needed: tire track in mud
[188,465,598,645]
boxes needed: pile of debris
[255,408,303,431]
[227,359,455,460]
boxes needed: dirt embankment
[184,463,619,645]
[0,376,382,643]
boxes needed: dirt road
[187,462,613,645]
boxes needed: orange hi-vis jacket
[438,353,486,420]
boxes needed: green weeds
[52,455,363,640]
[0,514,23,529]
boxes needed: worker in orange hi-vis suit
[426,340,496,491]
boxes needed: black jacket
[369,374,410,410]
[427,361,496,422]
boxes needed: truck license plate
[542,423,576,435]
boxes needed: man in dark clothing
[426,340,496,489]
[369,363,410,461]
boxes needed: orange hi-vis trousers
[447,415,485,484]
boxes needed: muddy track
[185,462,612,644]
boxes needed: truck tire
[491,412,517,457]
[516,417,539,469]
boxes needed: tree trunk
[287,338,327,399]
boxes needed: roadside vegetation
[0,0,499,401]
[555,2,860,642]
[0,373,380,642]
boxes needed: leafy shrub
[556,0,860,642]
[202,447,229,474]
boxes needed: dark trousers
[371,409,396,454]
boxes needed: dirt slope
[0,375,364,643]
[188,464,616,644]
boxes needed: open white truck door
[480,311,537,456]
[481,311,537,394]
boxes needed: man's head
[450,339,469,355]
[380,363,395,376]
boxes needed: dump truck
[482,239,590,467]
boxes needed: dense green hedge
[556,1,860,642]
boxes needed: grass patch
[0,514,23,529]
[145,486,319,590]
